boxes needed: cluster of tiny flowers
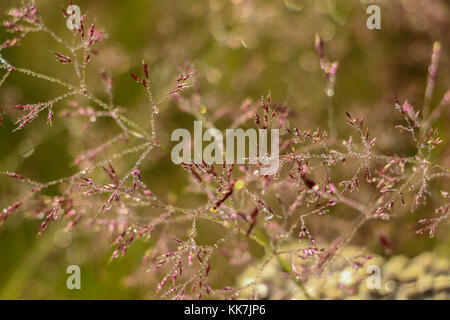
[0,2,448,300]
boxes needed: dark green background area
[0,0,448,299]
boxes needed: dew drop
[326,88,334,97]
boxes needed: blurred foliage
[0,0,448,299]
[238,244,450,299]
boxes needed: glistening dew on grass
[0,0,448,300]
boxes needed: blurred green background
[0,0,448,299]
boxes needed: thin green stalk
[253,229,313,300]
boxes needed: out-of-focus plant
[0,1,448,299]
